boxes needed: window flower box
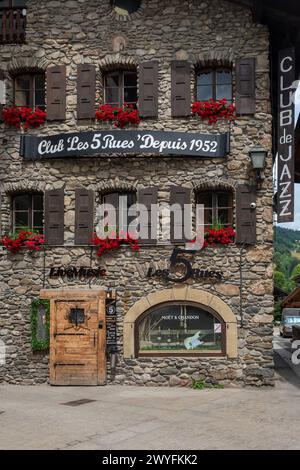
[192,98,235,125]
[2,106,47,131]
[96,103,140,129]
[1,230,44,254]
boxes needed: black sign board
[277,48,295,223]
[106,298,117,354]
[20,130,230,160]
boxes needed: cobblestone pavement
[0,365,299,450]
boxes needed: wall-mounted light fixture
[249,145,267,184]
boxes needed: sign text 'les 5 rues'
[20,130,230,160]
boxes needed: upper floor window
[0,1,26,44]
[196,190,233,230]
[14,73,46,110]
[104,70,138,107]
[196,68,232,103]
[12,193,44,233]
[111,0,141,16]
[101,192,137,234]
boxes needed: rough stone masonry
[0,0,274,386]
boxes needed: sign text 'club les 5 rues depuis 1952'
[20,130,230,160]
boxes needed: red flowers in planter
[2,106,46,130]
[192,98,235,124]
[92,231,140,257]
[203,227,235,247]
[1,230,44,254]
[96,103,140,129]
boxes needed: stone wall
[0,0,274,386]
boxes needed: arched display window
[135,302,225,357]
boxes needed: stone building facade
[0,0,274,387]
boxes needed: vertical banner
[277,48,295,223]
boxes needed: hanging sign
[277,48,295,223]
[20,130,230,160]
[106,297,117,354]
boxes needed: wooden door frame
[40,289,107,386]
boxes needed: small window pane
[217,192,230,208]
[14,194,30,211]
[33,194,43,210]
[34,75,45,89]
[204,209,213,225]
[33,212,43,228]
[197,192,213,207]
[112,0,141,15]
[216,84,232,102]
[15,212,29,227]
[15,90,30,107]
[105,88,120,105]
[197,71,213,86]
[217,209,230,225]
[124,72,137,87]
[197,85,213,101]
[105,74,119,88]
[216,70,232,85]
[34,90,45,108]
[15,75,30,91]
[124,87,137,103]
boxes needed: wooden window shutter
[75,188,94,245]
[138,187,158,244]
[235,185,256,245]
[0,70,5,123]
[171,61,191,117]
[139,61,159,118]
[44,189,65,245]
[46,65,66,121]
[170,186,191,243]
[77,64,96,120]
[236,58,256,115]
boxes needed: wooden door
[50,294,106,386]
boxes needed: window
[0,1,26,44]
[12,193,44,233]
[101,192,137,234]
[104,71,137,107]
[111,0,141,16]
[196,68,232,103]
[196,190,233,230]
[137,302,224,356]
[14,73,45,109]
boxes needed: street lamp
[249,146,267,183]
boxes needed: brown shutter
[0,70,5,122]
[75,188,94,245]
[44,189,64,245]
[170,186,191,244]
[77,64,96,120]
[139,61,158,118]
[138,187,158,244]
[171,61,191,117]
[235,185,256,245]
[236,58,256,115]
[46,65,66,121]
